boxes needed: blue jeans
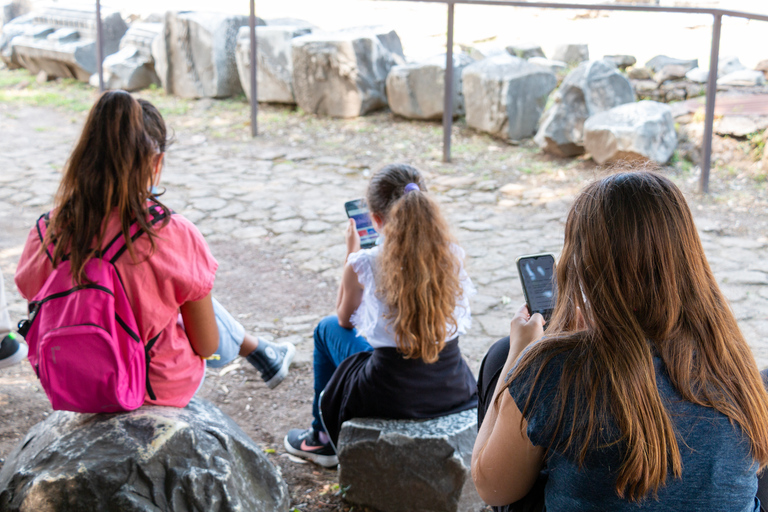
[192,297,247,394]
[312,315,373,432]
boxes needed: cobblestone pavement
[2,105,768,371]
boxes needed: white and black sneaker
[284,428,338,468]
[0,333,28,369]
[246,339,295,389]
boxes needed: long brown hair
[44,90,169,283]
[368,164,461,363]
[510,171,768,500]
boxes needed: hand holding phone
[345,218,361,254]
[344,199,379,250]
[516,253,556,321]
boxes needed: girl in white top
[285,163,479,468]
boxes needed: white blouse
[346,244,476,349]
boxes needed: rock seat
[0,398,290,512]
[337,409,485,512]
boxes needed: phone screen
[516,254,556,320]
[344,199,379,249]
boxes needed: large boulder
[90,22,162,91]
[505,42,545,60]
[552,43,589,65]
[152,11,251,99]
[718,69,766,87]
[0,398,289,511]
[756,59,768,78]
[2,0,30,26]
[1,6,127,80]
[583,100,677,165]
[235,24,311,103]
[291,27,405,118]
[337,409,484,512]
[535,59,635,157]
[603,54,636,69]
[462,53,557,141]
[718,56,746,77]
[645,55,698,73]
[386,53,473,120]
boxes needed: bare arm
[335,218,364,329]
[472,305,546,506]
[179,292,219,358]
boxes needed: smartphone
[516,253,556,321]
[344,199,379,250]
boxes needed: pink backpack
[18,206,167,413]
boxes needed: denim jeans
[191,297,247,394]
[312,315,373,432]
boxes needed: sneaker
[284,428,338,468]
[246,340,295,389]
[0,333,28,370]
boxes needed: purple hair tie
[404,183,420,194]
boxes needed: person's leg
[0,271,27,369]
[311,315,372,432]
[284,315,372,468]
[477,337,511,427]
[205,297,295,389]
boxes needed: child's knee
[314,316,340,344]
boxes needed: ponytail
[369,164,461,363]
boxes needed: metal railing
[89,1,768,193]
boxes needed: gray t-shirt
[508,350,760,512]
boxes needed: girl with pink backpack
[15,91,293,411]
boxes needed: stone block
[583,100,677,165]
[0,398,290,511]
[462,53,557,141]
[718,69,766,87]
[235,24,312,104]
[603,54,636,69]
[386,53,473,120]
[506,42,545,59]
[718,55,746,77]
[152,11,252,98]
[551,43,589,65]
[1,6,126,81]
[528,57,566,74]
[627,66,652,80]
[461,42,507,61]
[90,22,162,91]
[756,59,768,78]
[337,409,484,512]
[644,55,697,73]
[291,27,405,118]
[685,67,709,83]
[654,64,689,84]
[535,59,635,157]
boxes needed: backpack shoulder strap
[101,204,172,264]
[36,213,54,263]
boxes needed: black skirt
[319,338,478,445]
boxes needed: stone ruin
[90,22,162,91]
[0,5,126,81]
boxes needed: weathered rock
[460,42,507,61]
[552,43,589,65]
[90,22,162,91]
[685,67,709,83]
[756,59,768,78]
[583,100,677,164]
[627,66,652,80]
[535,59,635,157]
[462,53,557,141]
[1,0,30,26]
[718,56,746,77]
[1,6,127,80]
[505,42,545,59]
[718,69,766,87]
[236,24,312,103]
[654,64,689,84]
[338,410,484,512]
[715,116,768,137]
[0,398,290,511]
[645,55,698,73]
[603,54,636,69]
[528,57,566,74]
[264,17,315,29]
[152,11,251,98]
[291,27,405,118]
[386,53,473,120]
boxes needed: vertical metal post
[442,2,455,163]
[699,13,722,194]
[249,0,258,137]
[95,0,104,92]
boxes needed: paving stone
[302,220,332,233]
[232,226,269,240]
[270,218,303,234]
[191,197,228,211]
[210,202,247,218]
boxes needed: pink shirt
[15,210,217,408]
